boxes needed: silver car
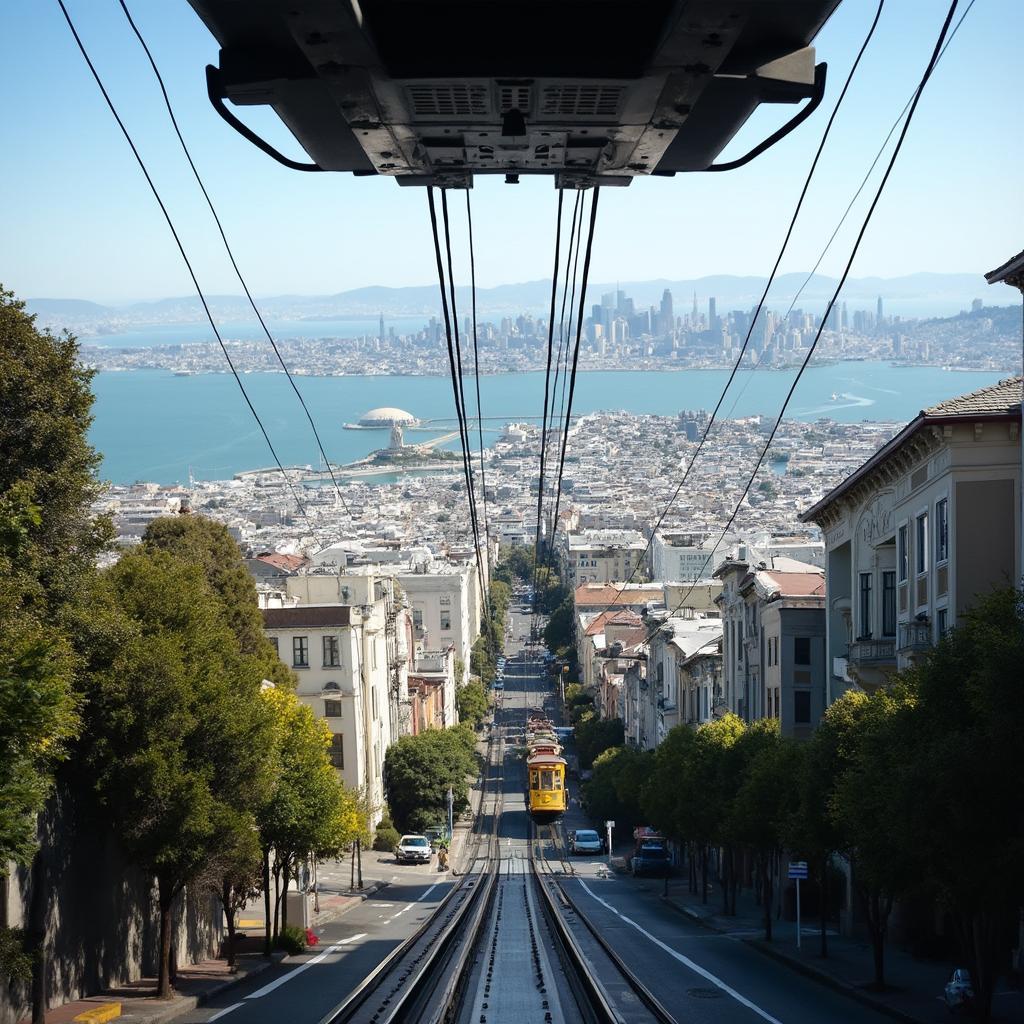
[395,834,432,864]
[571,829,603,856]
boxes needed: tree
[729,722,802,940]
[832,686,919,991]
[383,728,477,833]
[900,588,1024,1020]
[543,595,575,654]
[76,550,278,997]
[0,289,107,1008]
[142,515,291,688]
[257,686,361,944]
[574,715,624,770]
[584,746,652,830]
[456,679,490,729]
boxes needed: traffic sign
[788,861,808,879]
[605,821,615,828]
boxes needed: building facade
[801,377,1022,701]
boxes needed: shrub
[276,925,307,955]
[373,825,401,851]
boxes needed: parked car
[571,829,603,856]
[424,826,448,850]
[944,968,975,1013]
[631,841,670,877]
[395,835,432,864]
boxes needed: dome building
[358,407,417,428]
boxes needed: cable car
[187,1,840,188]
[527,750,567,821]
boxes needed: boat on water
[830,392,840,400]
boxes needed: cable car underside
[187,0,841,187]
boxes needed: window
[292,635,309,668]
[882,571,896,638]
[372,686,379,720]
[440,610,451,631]
[794,690,812,724]
[937,608,948,638]
[794,636,811,666]
[323,635,340,667]
[897,524,909,582]
[371,638,378,669]
[440,595,451,606]
[916,513,928,574]
[329,734,344,769]
[859,573,873,637]
[324,699,343,718]
[738,623,744,663]
[935,498,949,563]
[268,636,279,656]
[412,608,424,630]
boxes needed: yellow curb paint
[72,1003,121,1023]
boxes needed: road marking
[245,933,366,999]
[417,883,439,902]
[208,1004,243,1021]
[577,881,783,1024]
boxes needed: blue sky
[1,0,1020,303]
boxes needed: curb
[661,895,928,1024]
[130,952,289,1024]
[741,940,928,1024]
[313,880,391,925]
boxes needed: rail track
[323,654,674,1024]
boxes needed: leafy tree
[0,289,106,1000]
[257,686,361,944]
[383,727,477,832]
[583,746,652,830]
[471,634,496,686]
[76,550,278,997]
[899,588,1024,1020]
[495,544,535,583]
[729,722,802,940]
[832,685,919,991]
[142,515,291,688]
[543,595,575,654]
[641,725,698,843]
[574,715,624,769]
[456,679,490,729]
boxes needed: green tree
[0,289,107,1003]
[76,550,278,997]
[543,595,575,654]
[583,746,652,830]
[456,679,490,729]
[383,727,477,832]
[729,722,802,940]
[832,686,919,991]
[142,515,291,688]
[257,686,361,945]
[900,589,1024,1020]
[574,715,624,769]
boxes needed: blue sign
[788,861,808,879]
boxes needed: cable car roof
[187,0,841,187]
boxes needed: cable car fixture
[187,0,841,187]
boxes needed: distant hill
[27,271,994,332]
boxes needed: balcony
[848,639,896,664]
[898,620,932,655]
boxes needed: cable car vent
[407,84,489,117]
[497,84,532,113]
[540,84,623,117]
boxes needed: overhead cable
[465,190,491,561]
[651,0,960,636]
[117,0,354,518]
[579,0,888,625]
[56,0,322,543]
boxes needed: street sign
[605,821,615,828]
[787,861,808,879]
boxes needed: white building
[651,530,731,582]
[561,528,648,587]
[262,570,406,823]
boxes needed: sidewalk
[650,876,1024,1023]
[20,942,286,1024]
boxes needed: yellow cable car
[527,750,567,821]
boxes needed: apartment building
[801,376,1022,701]
[650,530,731,582]
[560,529,648,587]
[262,571,406,822]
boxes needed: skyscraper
[708,296,717,331]
[876,295,884,325]
[660,289,674,336]
[379,312,385,342]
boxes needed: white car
[571,829,603,855]
[395,835,432,864]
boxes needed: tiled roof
[263,605,351,628]
[257,552,308,571]
[574,583,662,607]
[922,376,1022,418]
[758,570,825,598]
[802,376,1022,522]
